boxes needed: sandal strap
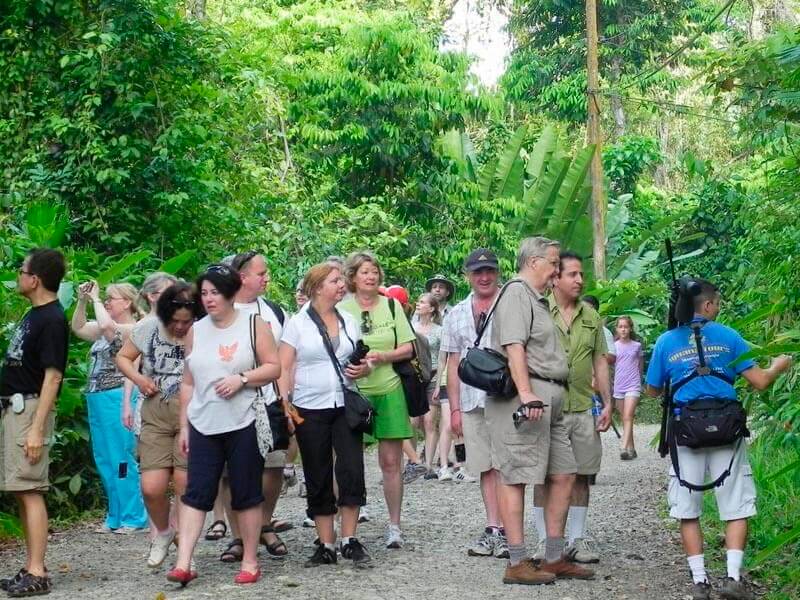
[207,519,227,532]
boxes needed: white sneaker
[385,524,403,549]
[466,528,494,557]
[566,537,600,563]
[147,529,175,568]
[438,466,454,482]
[358,506,370,523]
[302,516,316,528]
[454,469,477,483]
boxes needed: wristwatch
[238,373,249,385]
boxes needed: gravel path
[1,424,696,599]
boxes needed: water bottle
[591,394,603,425]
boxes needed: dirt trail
[1,424,696,599]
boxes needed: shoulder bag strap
[249,314,278,400]
[473,280,525,347]
[307,305,350,391]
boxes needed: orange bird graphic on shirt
[218,342,238,362]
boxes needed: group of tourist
[0,240,792,599]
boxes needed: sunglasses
[232,250,261,271]
[171,299,195,308]
[476,311,487,331]
[361,310,373,335]
[206,264,233,276]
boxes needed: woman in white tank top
[167,264,280,587]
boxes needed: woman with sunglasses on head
[72,281,148,534]
[122,272,178,434]
[278,263,372,567]
[115,282,199,569]
[339,252,415,549]
[167,264,280,587]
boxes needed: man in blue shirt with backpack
[646,279,792,600]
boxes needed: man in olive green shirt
[533,251,612,564]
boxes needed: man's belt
[0,393,38,409]
[530,373,569,389]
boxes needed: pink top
[613,339,642,397]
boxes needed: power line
[617,0,738,92]
[599,90,737,123]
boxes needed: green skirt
[364,384,413,442]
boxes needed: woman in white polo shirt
[278,262,372,567]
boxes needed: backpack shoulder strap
[263,299,286,327]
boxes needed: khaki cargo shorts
[462,407,492,475]
[138,396,186,471]
[0,397,56,492]
[563,409,602,476]
[485,379,576,486]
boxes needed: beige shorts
[485,379,576,486]
[563,409,602,476]
[138,396,186,471]
[0,397,55,492]
[462,407,492,475]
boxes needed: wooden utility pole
[586,0,606,279]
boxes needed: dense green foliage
[1,0,799,595]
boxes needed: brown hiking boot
[502,559,556,585]
[539,557,596,580]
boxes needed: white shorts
[668,441,756,521]
[613,392,640,401]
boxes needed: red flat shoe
[234,568,261,584]
[166,567,198,587]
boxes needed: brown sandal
[220,538,243,562]
[260,526,288,557]
[204,519,227,541]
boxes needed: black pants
[295,406,365,516]
[182,422,264,512]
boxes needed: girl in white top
[278,263,372,567]
[169,264,280,587]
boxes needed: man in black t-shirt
[0,248,68,597]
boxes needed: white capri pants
[668,441,756,521]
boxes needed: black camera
[349,340,370,365]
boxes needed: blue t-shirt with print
[645,319,755,404]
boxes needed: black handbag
[457,280,526,399]
[387,298,429,418]
[307,306,375,436]
[672,398,748,449]
[248,315,290,452]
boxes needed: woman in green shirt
[339,251,415,550]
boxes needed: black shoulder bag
[667,322,749,491]
[249,314,290,451]
[387,298,429,418]
[307,306,375,436]
[457,281,525,399]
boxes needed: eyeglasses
[533,256,560,268]
[476,311,487,331]
[361,311,373,335]
[18,269,34,276]
[205,264,233,276]
[103,296,124,303]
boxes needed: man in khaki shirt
[533,251,612,564]
[487,237,594,586]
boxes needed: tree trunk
[655,118,669,188]
[188,0,206,20]
[610,55,626,138]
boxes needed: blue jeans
[86,388,147,529]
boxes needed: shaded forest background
[1,0,798,595]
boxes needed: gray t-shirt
[130,316,185,401]
[87,330,125,393]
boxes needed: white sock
[533,507,546,541]
[727,549,744,581]
[687,554,708,584]
[340,536,353,546]
[567,506,588,544]
[323,542,336,551]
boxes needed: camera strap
[306,305,357,394]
